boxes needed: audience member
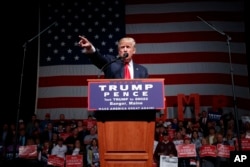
[64,127,82,154]
[87,138,100,167]
[84,127,98,150]
[40,113,52,132]
[153,132,177,167]
[178,136,198,167]
[212,133,230,167]
[199,137,215,167]
[51,138,67,159]
[26,114,38,137]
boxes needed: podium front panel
[95,110,156,167]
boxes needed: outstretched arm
[78,36,95,53]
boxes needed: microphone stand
[13,21,57,158]
[97,53,128,78]
[98,58,120,79]
[197,16,241,150]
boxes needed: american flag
[36,0,249,120]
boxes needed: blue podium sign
[87,79,165,111]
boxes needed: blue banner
[88,79,165,111]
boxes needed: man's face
[217,134,224,142]
[163,135,169,141]
[118,40,136,62]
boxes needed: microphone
[98,53,128,78]
[116,52,128,59]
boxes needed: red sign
[48,155,65,167]
[176,144,196,157]
[66,155,83,167]
[199,145,217,157]
[241,138,250,151]
[18,145,37,159]
[217,144,235,158]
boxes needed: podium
[87,79,165,167]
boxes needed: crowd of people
[0,113,99,167]
[0,109,250,167]
[153,110,250,167]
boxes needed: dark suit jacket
[40,130,55,143]
[199,117,209,137]
[17,135,28,146]
[87,51,148,79]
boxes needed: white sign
[160,155,178,167]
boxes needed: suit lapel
[133,64,139,78]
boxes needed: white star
[115,13,119,18]
[54,9,59,13]
[115,41,119,46]
[101,41,106,46]
[108,34,113,39]
[67,49,72,54]
[67,35,72,39]
[54,36,59,40]
[67,22,72,26]
[61,56,65,60]
[108,21,112,25]
[115,27,120,32]
[74,15,79,19]
[74,28,79,33]
[46,56,51,62]
[61,42,66,46]
[74,41,79,46]
[81,22,86,26]
[109,48,114,53]
[53,49,58,54]
[81,49,86,53]
[74,55,79,60]
[94,35,99,39]
[47,43,52,47]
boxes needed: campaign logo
[230,151,250,167]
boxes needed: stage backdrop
[35,0,249,120]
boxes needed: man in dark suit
[18,128,28,146]
[199,110,209,137]
[78,36,148,79]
